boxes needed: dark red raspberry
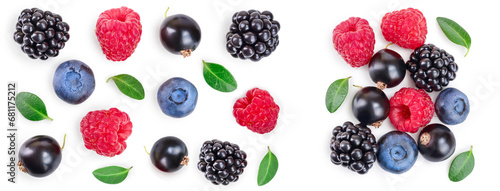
[95,6,142,61]
[389,88,434,133]
[332,17,375,68]
[80,108,132,157]
[233,88,280,134]
[381,8,427,49]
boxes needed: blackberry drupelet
[13,8,70,60]
[226,10,280,61]
[198,139,247,185]
[330,121,377,174]
[406,44,457,92]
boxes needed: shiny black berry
[18,135,63,177]
[352,87,390,127]
[226,10,280,61]
[368,49,406,89]
[13,8,69,60]
[407,44,457,92]
[149,136,189,173]
[330,122,377,174]
[160,11,201,58]
[418,124,456,162]
[198,139,247,185]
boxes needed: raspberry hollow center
[398,105,411,120]
[111,9,128,22]
[116,15,126,22]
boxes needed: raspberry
[80,108,133,157]
[233,88,279,134]
[381,8,427,49]
[95,6,142,61]
[332,17,375,68]
[389,88,434,133]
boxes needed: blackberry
[226,10,280,61]
[330,121,377,174]
[198,139,247,185]
[13,8,70,60]
[406,44,457,92]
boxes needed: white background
[1,0,499,190]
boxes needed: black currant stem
[144,146,150,155]
[164,7,170,18]
[61,134,67,150]
[385,43,393,49]
[353,85,363,89]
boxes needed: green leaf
[15,92,53,121]
[257,147,279,186]
[437,17,471,57]
[92,166,132,184]
[449,146,474,182]
[202,60,237,92]
[325,77,351,113]
[107,74,145,100]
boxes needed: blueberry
[435,88,469,125]
[53,60,95,104]
[377,131,418,174]
[157,77,198,118]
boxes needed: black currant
[352,86,390,127]
[418,124,456,162]
[149,136,189,173]
[18,135,64,177]
[160,9,201,58]
[368,49,406,89]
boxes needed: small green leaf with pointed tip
[449,146,474,182]
[257,147,279,186]
[107,74,145,100]
[15,92,53,121]
[202,60,237,92]
[92,166,132,184]
[437,17,471,57]
[325,77,351,113]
